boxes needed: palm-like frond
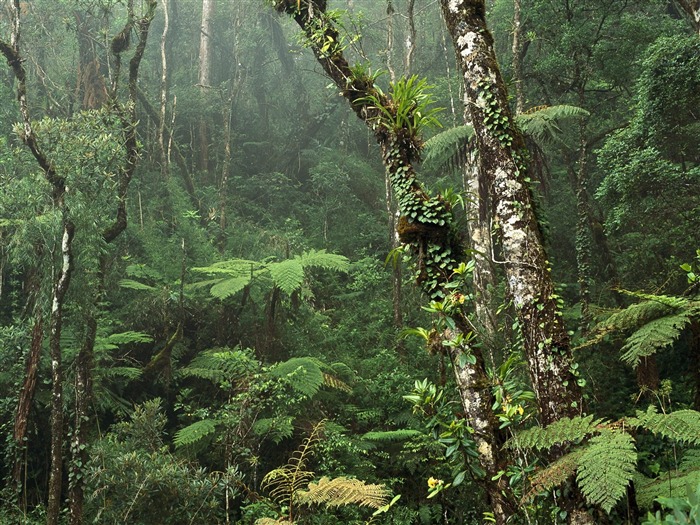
[576,430,637,513]
[516,104,590,145]
[297,476,390,509]
[261,420,326,507]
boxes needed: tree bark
[159,0,171,178]
[271,2,516,520]
[439,0,582,427]
[197,0,214,171]
[511,0,525,113]
[674,0,700,35]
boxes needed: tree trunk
[440,0,583,427]
[159,0,171,178]
[197,0,214,172]
[404,0,417,74]
[12,304,43,508]
[47,219,75,525]
[271,1,516,520]
[68,313,96,525]
[511,0,525,114]
[675,0,700,35]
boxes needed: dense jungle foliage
[0,0,699,523]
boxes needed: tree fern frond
[177,348,258,383]
[629,406,700,445]
[681,449,700,471]
[619,290,690,309]
[620,312,693,366]
[298,476,390,509]
[118,278,157,291]
[515,105,589,145]
[598,300,677,335]
[422,124,474,174]
[268,259,305,295]
[192,258,260,276]
[271,357,325,398]
[524,448,585,502]
[174,418,218,449]
[298,249,350,273]
[361,430,422,442]
[95,331,153,351]
[252,417,295,444]
[322,372,352,393]
[210,276,252,299]
[261,420,326,506]
[507,415,606,451]
[254,518,287,525]
[98,366,142,380]
[576,430,636,513]
[635,470,700,510]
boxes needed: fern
[118,278,157,291]
[361,430,422,442]
[507,415,606,451]
[271,357,325,398]
[268,259,305,296]
[576,430,637,513]
[174,418,218,449]
[524,448,585,502]
[635,471,700,510]
[322,372,352,393]
[298,476,390,509]
[422,124,474,174]
[209,276,252,299]
[620,312,694,366]
[252,417,295,445]
[629,406,700,445]
[177,348,258,384]
[95,331,153,351]
[298,249,350,273]
[261,420,325,508]
[516,105,589,145]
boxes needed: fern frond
[322,372,352,393]
[96,331,153,352]
[524,448,585,502]
[271,357,325,398]
[98,366,142,380]
[598,300,677,335]
[629,406,700,445]
[515,105,589,145]
[298,476,390,509]
[576,430,637,513]
[261,420,326,506]
[174,418,218,449]
[268,259,305,295]
[118,278,157,291]
[192,258,260,276]
[252,417,295,444]
[254,518,287,525]
[177,348,257,383]
[635,470,700,510]
[298,249,350,273]
[422,124,474,174]
[619,290,690,309]
[361,430,422,442]
[210,276,252,299]
[507,415,606,451]
[620,312,693,366]
[681,449,700,471]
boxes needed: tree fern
[516,105,590,145]
[192,250,348,300]
[270,357,325,399]
[629,406,700,446]
[298,249,350,273]
[422,124,474,174]
[361,430,422,442]
[635,471,700,510]
[620,312,695,366]
[507,414,606,451]
[524,448,584,502]
[174,418,218,449]
[261,420,325,509]
[268,259,305,296]
[252,417,295,445]
[576,430,637,513]
[297,476,390,509]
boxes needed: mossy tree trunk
[439,0,582,427]
[271,1,516,521]
[674,0,700,35]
